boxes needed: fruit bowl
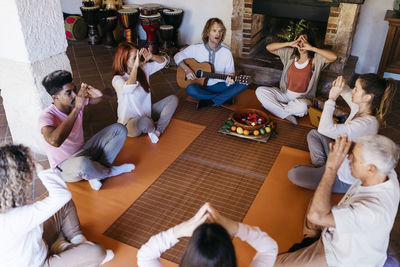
[232,108,270,130]
[220,109,275,139]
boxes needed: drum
[140,3,163,16]
[118,8,139,44]
[140,12,161,54]
[103,16,118,48]
[162,8,183,47]
[159,24,173,49]
[80,5,101,45]
[122,4,140,9]
[64,16,87,41]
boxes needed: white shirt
[322,170,399,267]
[112,59,167,125]
[0,169,72,267]
[174,42,235,86]
[318,89,379,184]
[137,223,278,267]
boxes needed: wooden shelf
[378,10,400,77]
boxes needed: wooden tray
[218,127,272,143]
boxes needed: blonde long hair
[202,18,226,44]
[358,73,397,126]
[0,144,34,213]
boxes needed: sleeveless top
[286,58,313,93]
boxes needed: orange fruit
[243,130,249,135]
[231,126,237,131]
[253,130,260,136]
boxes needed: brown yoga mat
[105,101,312,263]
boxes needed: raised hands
[326,135,353,172]
[288,35,313,52]
[172,203,239,239]
[138,48,153,65]
[208,204,239,236]
[329,76,347,101]
[173,203,210,238]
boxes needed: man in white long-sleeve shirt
[276,134,400,267]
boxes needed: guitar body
[176,58,212,88]
[176,58,252,88]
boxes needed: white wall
[351,0,394,74]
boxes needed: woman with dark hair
[0,144,113,266]
[137,203,278,267]
[256,28,337,125]
[288,74,397,193]
[112,42,178,144]
[174,18,248,110]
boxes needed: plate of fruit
[220,109,275,139]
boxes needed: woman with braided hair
[288,74,397,193]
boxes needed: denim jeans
[186,82,248,106]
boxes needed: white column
[0,0,71,154]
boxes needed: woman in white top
[137,203,278,267]
[0,144,113,267]
[112,42,178,144]
[288,74,397,193]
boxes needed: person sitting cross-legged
[275,134,400,267]
[137,203,278,267]
[174,17,248,110]
[39,70,135,190]
[0,144,114,267]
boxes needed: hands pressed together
[74,83,103,110]
[329,76,347,101]
[173,202,239,239]
[326,135,353,173]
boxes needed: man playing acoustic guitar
[174,18,248,110]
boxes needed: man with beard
[39,70,135,190]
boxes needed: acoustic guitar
[176,58,252,88]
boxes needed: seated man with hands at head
[39,70,135,191]
[275,134,400,267]
[137,203,278,267]
[174,17,248,110]
[256,29,337,125]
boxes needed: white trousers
[255,86,309,119]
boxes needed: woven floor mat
[104,100,311,263]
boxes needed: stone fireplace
[231,0,365,94]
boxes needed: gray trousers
[126,95,178,137]
[57,123,127,182]
[42,200,106,267]
[288,129,351,194]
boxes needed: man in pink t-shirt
[39,70,135,190]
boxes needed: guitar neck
[202,72,233,81]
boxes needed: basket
[308,107,338,128]
[232,108,270,130]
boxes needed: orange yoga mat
[68,119,204,267]
[233,146,343,267]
